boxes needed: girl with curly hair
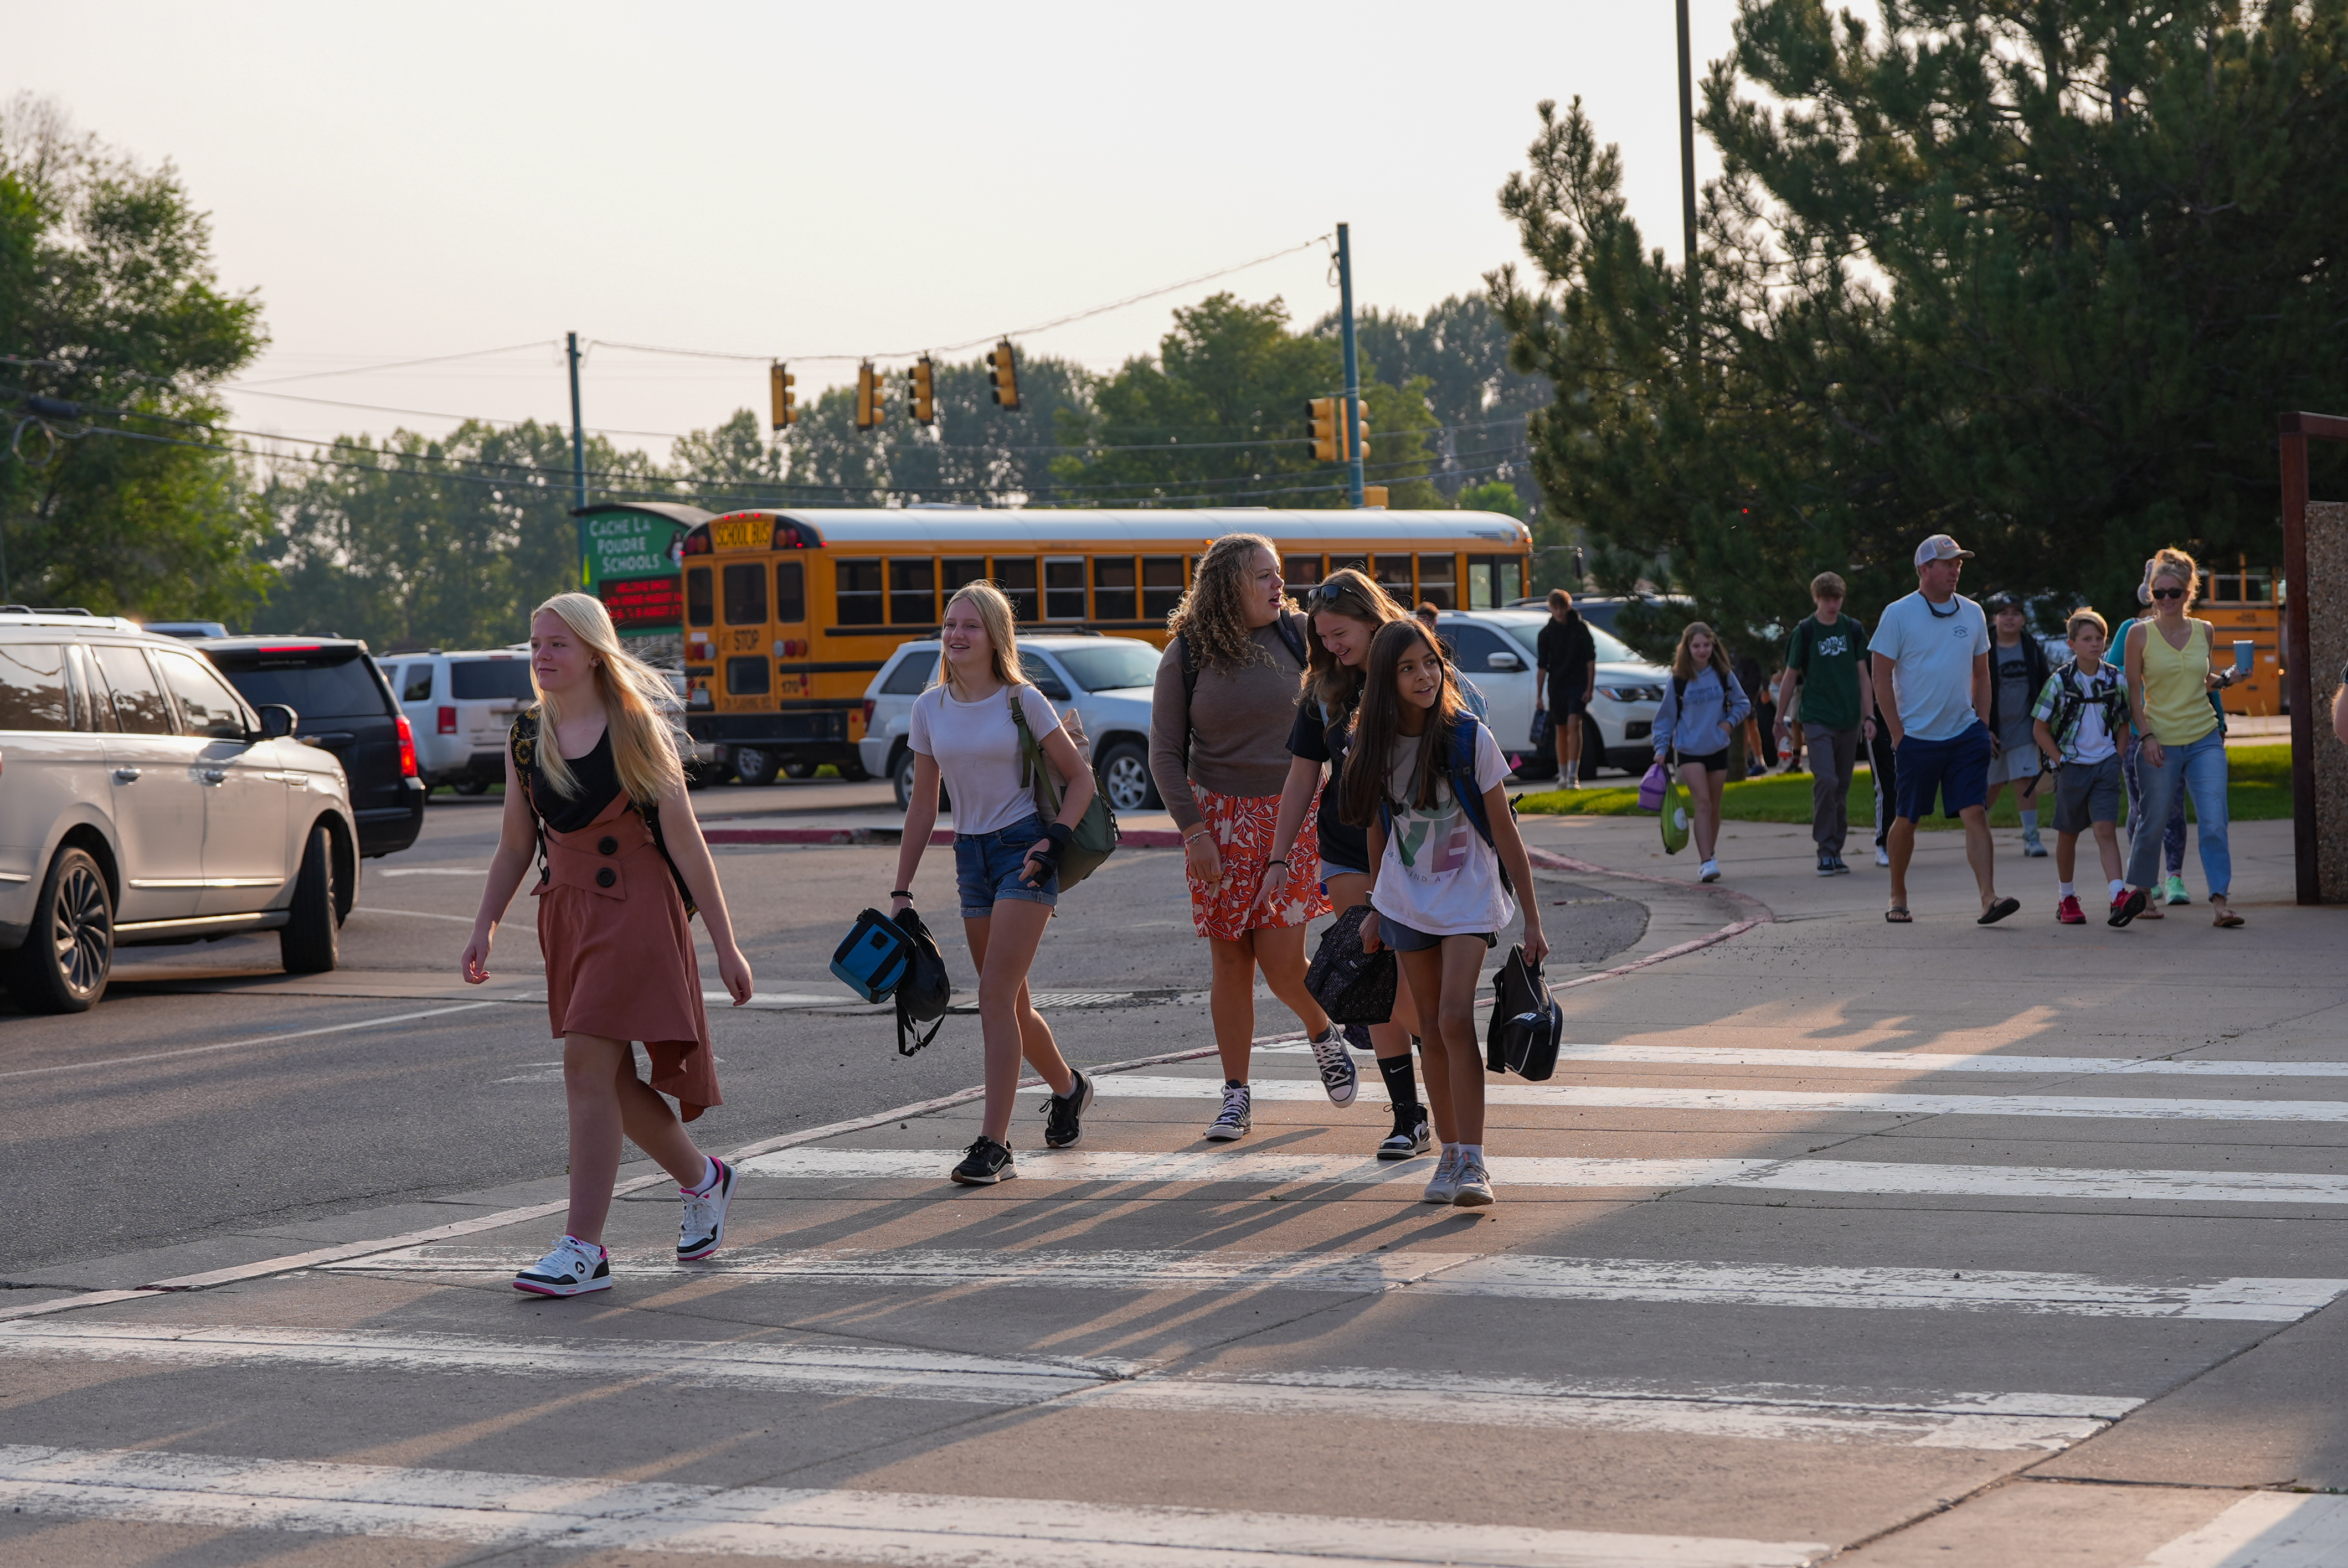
[1149,533,1347,1142]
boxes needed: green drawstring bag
[1660,762,1692,855]
[1009,692,1120,888]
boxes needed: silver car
[1434,610,1671,777]
[860,635,1163,813]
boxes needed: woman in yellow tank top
[2123,549,2244,927]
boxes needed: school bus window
[722,564,768,626]
[686,566,714,627]
[836,559,883,625]
[725,656,770,695]
[775,560,806,623]
[1093,556,1137,621]
[890,558,936,625]
[1373,555,1413,604]
[1142,556,1185,620]
[993,558,1037,619]
[1467,554,1525,605]
[943,557,988,598]
[1282,555,1322,590]
[1331,553,1367,577]
[1417,554,1457,610]
[1044,556,1085,619]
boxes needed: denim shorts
[1319,859,1370,884]
[1376,911,1496,952]
[954,813,1058,918]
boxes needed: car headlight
[1596,685,1663,703]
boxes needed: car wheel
[4,847,112,1013]
[782,760,817,780]
[837,757,871,783]
[892,748,917,811]
[279,824,340,974]
[1095,740,1158,813]
[733,746,781,787]
[452,778,488,796]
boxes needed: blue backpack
[1378,715,1515,893]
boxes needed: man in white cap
[1869,534,2019,925]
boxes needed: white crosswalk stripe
[317,1245,2345,1321]
[0,1445,1832,1567]
[1261,1043,2348,1077]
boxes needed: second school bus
[676,507,1534,775]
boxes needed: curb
[1525,846,1775,986]
[704,827,1186,849]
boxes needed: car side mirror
[254,703,298,739]
[1485,651,1525,672]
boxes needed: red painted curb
[703,826,1190,849]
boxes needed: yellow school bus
[2198,558,2284,718]
[677,507,1533,773]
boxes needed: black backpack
[890,905,952,1057]
[1174,610,1310,768]
[509,708,696,917]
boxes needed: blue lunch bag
[830,907,914,1003]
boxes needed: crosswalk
[9,1030,2345,1566]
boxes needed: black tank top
[532,726,623,833]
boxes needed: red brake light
[258,644,325,653]
[395,714,419,778]
[862,699,876,726]
[437,705,456,735]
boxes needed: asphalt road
[0,778,1651,1281]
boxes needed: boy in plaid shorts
[2031,610,2144,928]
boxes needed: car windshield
[1051,642,1161,692]
[450,659,535,701]
[1500,619,1638,664]
[208,651,389,720]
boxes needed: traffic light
[908,355,936,426]
[1362,486,1388,508]
[855,361,884,430]
[769,362,796,430]
[1350,400,1371,462]
[987,340,1020,411]
[1307,397,1339,462]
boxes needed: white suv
[859,635,1162,813]
[1434,609,1670,777]
[0,611,359,1012]
[383,648,535,793]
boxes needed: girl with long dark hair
[1257,568,1427,1159]
[1345,620,1547,1209]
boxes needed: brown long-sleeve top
[1148,617,1310,831]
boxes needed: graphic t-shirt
[1369,720,1515,938]
[1288,693,1368,873]
[908,680,1063,834]
[1785,614,1870,731]
[1993,644,2037,750]
[1871,591,1989,742]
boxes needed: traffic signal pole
[1336,223,1365,508]
[1676,0,1700,383]
[567,331,589,584]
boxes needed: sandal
[1978,896,2021,926]
[2213,907,2244,929]
[1884,906,1912,924]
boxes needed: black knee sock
[1377,1053,1420,1110]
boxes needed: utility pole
[567,331,588,586]
[1676,0,1700,383]
[1336,223,1365,508]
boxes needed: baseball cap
[1914,534,1975,568]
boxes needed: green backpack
[1007,692,1120,888]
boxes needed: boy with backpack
[2030,610,2143,927]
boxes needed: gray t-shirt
[1994,646,2036,748]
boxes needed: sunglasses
[2151,586,2187,601]
[1303,583,1370,611]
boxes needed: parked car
[1541,595,1692,666]
[379,648,537,793]
[0,611,362,1011]
[140,620,230,640]
[1434,609,1670,778]
[197,637,426,858]
[859,635,1162,813]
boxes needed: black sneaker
[1829,854,1851,875]
[1377,1105,1432,1160]
[949,1135,1017,1185]
[1041,1069,1094,1148]
[1816,852,1836,876]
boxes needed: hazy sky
[8,1,1744,460]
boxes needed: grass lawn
[1517,743,2292,831]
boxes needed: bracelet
[1183,828,1210,844]
[890,889,912,899]
[1266,858,1288,868]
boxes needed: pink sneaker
[2056,895,2085,925]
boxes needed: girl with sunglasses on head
[2121,549,2244,928]
[1257,569,1429,1160]
[1345,619,1547,1209]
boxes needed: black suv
[198,637,426,858]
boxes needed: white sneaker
[1451,1159,1496,1208]
[1309,1027,1360,1107]
[513,1235,610,1297]
[678,1157,734,1261]
[1700,859,1721,883]
[1422,1147,1463,1204]
[1875,845,1891,868]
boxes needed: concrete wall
[2304,501,2348,901]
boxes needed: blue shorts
[1893,723,1992,822]
[954,814,1059,918]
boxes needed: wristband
[1266,858,1288,868]
[890,889,913,899]
[1183,828,1210,844]
[1043,822,1073,849]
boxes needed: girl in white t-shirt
[1345,620,1547,1209]
[890,582,1097,1187]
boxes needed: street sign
[584,510,686,585]
[602,574,684,631]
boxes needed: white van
[382,649,536,792]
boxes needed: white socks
[684,1157,718,1195]
[1456,1143,1485,1165]
[2109,879,2127,899]
[2059,882,2076,898]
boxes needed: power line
[594,233,1332,365]
[230,341,554,389]
[220,384,687,440]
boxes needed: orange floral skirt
[1186,785,1333,941]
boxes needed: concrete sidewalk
[4,813,2346,1565]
